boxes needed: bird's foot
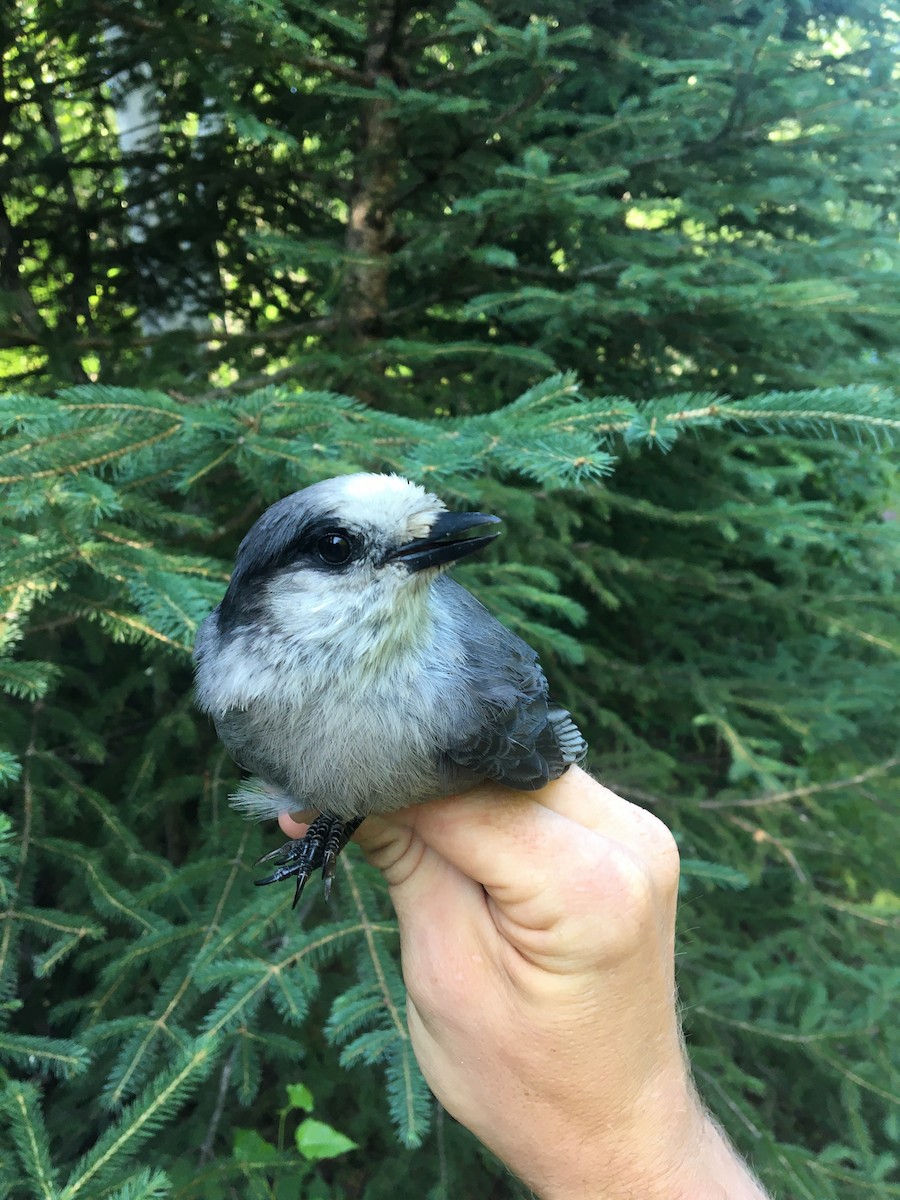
[255,813,363,906]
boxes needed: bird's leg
[321,816,363,900]
[254,813,363,906]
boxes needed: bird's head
[217,473,500,644]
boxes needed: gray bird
[194,473,587,904]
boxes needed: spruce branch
[333,854,432,1147]
[0,1030,91,1080]
[1,3,899,1187]
[198,920,394,1042]
[0,711,39,999]
[725,815,808,883]
[699,756,900,811]
[59,1043,218,1200]
[34,840,159,935]
[13,906,105,978]
[104,1166,172,1200]
[0,1081,59,1200]
[341,855,406,1043]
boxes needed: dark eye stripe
[218,518,360,631]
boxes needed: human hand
[279,768,767,1199]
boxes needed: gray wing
[435,579,587,793]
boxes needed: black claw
[256,844,295,867]
[254,858,310,886]
[254,813,364,904]
[292,872,310,909]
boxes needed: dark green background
[0,2,897,1197]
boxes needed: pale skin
[279,767,769,1200]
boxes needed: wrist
[663,1115,769,1200]
[535,1079,768,1200]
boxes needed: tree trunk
[342,1,404,332]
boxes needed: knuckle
[608,845,657,918]
[648,819,682,891]
[567,839,657,933]
[630,807,681,893]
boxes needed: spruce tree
[1,2,898,1198]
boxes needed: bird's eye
[316,531,354,565]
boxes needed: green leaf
[285,1082,314,1113]
[232,1129,278,1163]
[294,1118,358,1162]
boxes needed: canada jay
[194,473,587,904]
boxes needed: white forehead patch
[332,473,446,539]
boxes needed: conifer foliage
[1,2,898,1198]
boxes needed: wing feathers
[437,581,587,793]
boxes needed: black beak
[388,511,501,573]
